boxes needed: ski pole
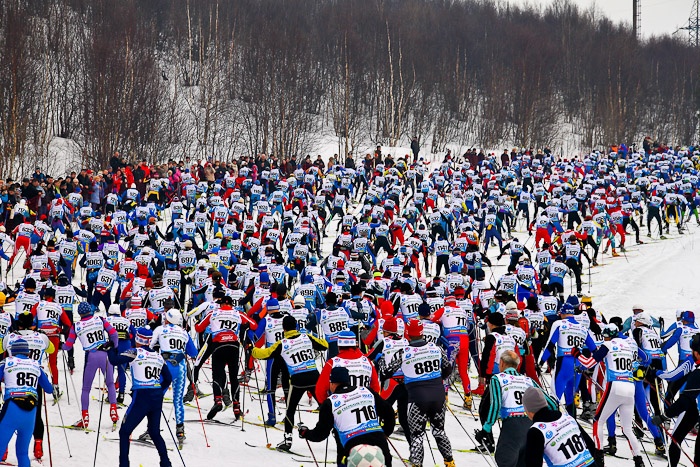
[386,436,409,467]
[445,404,497,467]
[239,345,246,432]
[162,409,188,466]
[448,380,477,420]
[423,424,438,467]
[303,438,321,467]
[63,351,80,407]
[185,358,210,447]
[54,393,72,457]
[43,391,54,467]
[61,350,71,405]
[658,423,699,467]
[92,370,107,467]
[250,353,270,447]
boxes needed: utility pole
[677,0,700,47]
[633,0,641,40]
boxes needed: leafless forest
[1,0,699,176]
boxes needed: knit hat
[24,278,36,290]
[293,295,306,307]
[78,302,94,316]
[10,338,30,356]
[522,387,548,413]
[135,327,153,346]
[488,312,504,327]
[130,295,143,308]
[266,298,280,312]
[330,366,350,385]
[418,303,431,318]
[259,272,270,284]
[382,316,398,334]
[337,330,357,348]
[282,315,297,331]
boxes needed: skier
[107,327,173,467]
[299,366,395,466]
[523,386,596,467]
[151,308,197,444]
[572,324,645,467]
[476,350,556,465]
[384,319,456,467]
[61,301,120,428]
[252,315,328,451]
[0,339,53,467]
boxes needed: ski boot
[277,433,293,451]
[636,238,644,245]
[52,384,62,402]
[207,396,224,420]
[592,259,599,266]
[138,430,151,441]
[580,401,594,422]
[647,232,652,237]
[117,392,125,405]
[603,437,616,455]
[620,245,626,252]
[633,456,643,467]
[463,393,473,411]
[593,449,605,467]
[110,404,119,426]
[574,393,581,408]
[265,413,277,426]
[474,429,495,454]
[444,460,456,467]
[34,439,43,459]
[654,437,666,456]
[232,401,241,420]
[183,385,195,403]
[74,410,90,428]
[471,383,485,397]
[222,389,232,407]
[67,355,76,374]
[611,249,620,257]
[176,423,185,448]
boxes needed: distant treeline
[1,0,699,175]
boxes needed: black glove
[474,429,495,454]
[651,414,670,426]
[496,254,502,261]
[298,424,309,439]
[571,347,581,359]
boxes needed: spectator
[411,136,420,162]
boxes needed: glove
[651,414,670,426]
[570,347,581,359]
[298,424,309,438]
[474,429,495,454]
[633,367,646,382]
[496,254,502,261]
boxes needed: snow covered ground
[3,178,699,466]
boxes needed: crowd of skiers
[0,142,698,467]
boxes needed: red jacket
[315,348,380,403]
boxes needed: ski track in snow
[5,167,699,466]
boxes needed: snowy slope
[4,194,698,467]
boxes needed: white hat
[632,304,644,311]
[634,312,652,327]
[294,295,306,307]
